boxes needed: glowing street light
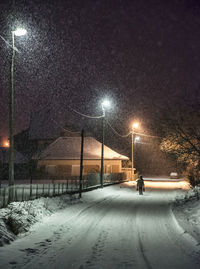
[100,99,110,187]
[131,121,140,181]
[132,122,139,129]
[101,99,110,116]
[135,136,140,142]
[13,28,27,36]
[9,27,27,196]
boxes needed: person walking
[137,175,145,195]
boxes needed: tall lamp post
[9,28,27,190]
[131,122,139,181]
[100,99,110,188]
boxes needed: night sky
[0,0,200,143]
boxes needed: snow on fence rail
[0,172,127,208]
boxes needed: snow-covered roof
[0,148,28,164]
[34,137,129,160]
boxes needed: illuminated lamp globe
[132,122,139,129]
[14,28,27,36]
[135,136,140,141]
[102,99,110,109]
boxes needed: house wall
[37,159,122,177]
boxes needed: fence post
[36,184,38,198]
[62,183,64,194]
[22,187,25,201]
[3,187,6,207]
[15,187,18,201]
[8,187,14,204]
[79,129,84,198]
[48,183,50,196]
[30,183,32,199]
[53,183,55,196]
[58,183,60,195]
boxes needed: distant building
[33,136,129,178]
[0,147,29,180]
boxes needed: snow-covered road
[0,180,200,269]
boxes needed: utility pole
[79,129,84,198]
[100,99,110,188]
[8,28,27,201]
[8,31,15,201]
[100,115,105,188]
[131,122,139,181]
[131,131,134,181]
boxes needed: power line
[69,107,104,119]
[51,119,80,134]
[0,34,20,53]
[105,120,131,138]
[135,141,152,145]
[134,132,162,139]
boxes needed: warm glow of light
[14,28,27,36]
[3,141,9,147]
[128,179,190,190]
[132,122,139,129]
[143,181,190,190]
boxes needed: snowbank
[0,194,79,247]
[173,186,200,242]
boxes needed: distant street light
[100,99,110,187]
[131,122,140,181]
[135,136,140,142]
[9,28,27,193]
[13,28,27,36]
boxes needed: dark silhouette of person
[137,175,145,195]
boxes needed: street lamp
[100,99,110,188]
[9,28,27,192]
[135,136,140,142]
[131,122,139,181]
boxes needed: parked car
[170,172,178,179]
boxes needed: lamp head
[135,136,140,142]
[13,28,27,36]
[132,122,139,129]
[101,99,110,110]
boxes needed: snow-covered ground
[173,185,200,243]
[0,179,200,269]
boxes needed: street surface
[0,178,199,269]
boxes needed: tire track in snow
[11,194,120,269]
[85,230,108,267]
[137,231,154,269]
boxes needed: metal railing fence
[0,172,127,208]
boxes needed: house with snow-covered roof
[33,136,129,178]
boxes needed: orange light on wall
[3,141,9,147]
